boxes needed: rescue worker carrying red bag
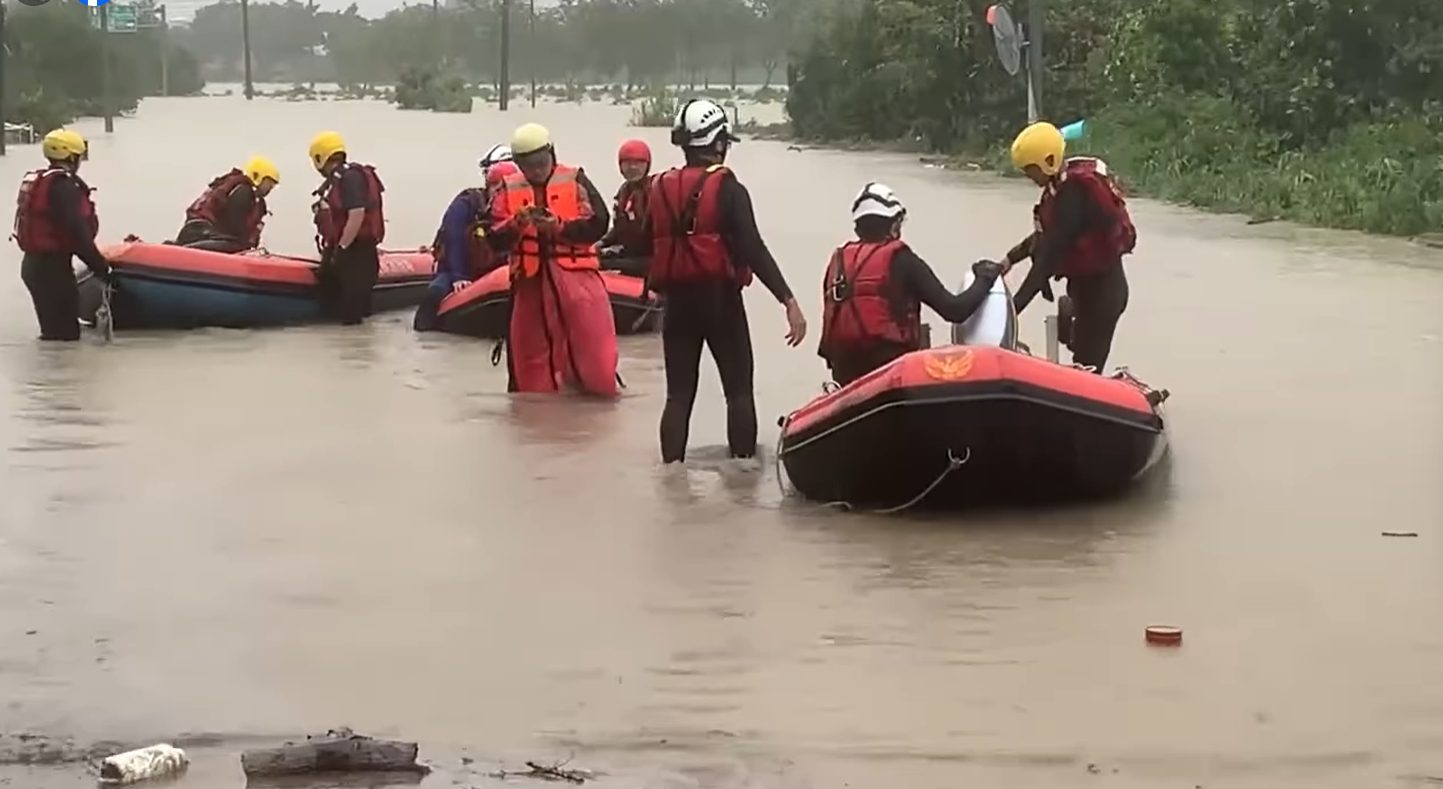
[308,130,386,326]
[1004,121,1138,372]
[12,128,112,342]
[597,138,653,278]
[175,155,279,253]
[638,97,807,465]
[819,183,1006,386]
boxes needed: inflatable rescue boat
[777,273,1168,510]
[78,240,434,330]
[433,264,661,339]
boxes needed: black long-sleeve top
[46,173,109,275]
[885,243,1000,322]
[485,167,611,251]
[1011,177,1090,313]
[636,168,795,304]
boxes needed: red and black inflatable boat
[777,345,1169,509]
[434,265,661,338]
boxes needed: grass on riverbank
[775,94,1443,238]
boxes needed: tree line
[179,0,810,91]
[785,0,1443,235]
[4,0,204,133]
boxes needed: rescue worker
[175,156,279,252]
[308,130,386,325]
[413,159,519,332]
[478,143,513,173]
[597,138,652,277]
[1005,121,1137,372]
[13,128,112,342]
[640,98,806,464]
[819,183,1006,386]
[484,123,617,396]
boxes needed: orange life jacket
[431,188,496,279]
[12,167,98,255]
[185,168,267,248]
[313,161,386,248]
[646,164,751,289]
[1035,157,1137,278]
[818,239,920,358]
[496,163,599,281]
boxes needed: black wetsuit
[826,242,1001,386]
[176,182,259,252]
[20,173,111,341]
[324,165,381,325]
[640,168,796,463]
[1011,177,1129,371]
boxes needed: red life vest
[12,167,98,255]
[610,177,651,252]
[431,188,495,278]
[818,239,920,357]
[1035,157,1137,278]
[185,168,267,248]
[646,164,751,289]
[313,161,386,248]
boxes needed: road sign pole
[101,4,114,133]
[1026,0,1044,119]
[160,5,169,96]
[241,0,255,100]
[0,1,7,156]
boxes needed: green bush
[631,89,678,127]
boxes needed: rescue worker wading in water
[484,123,618,396]
[413,154,519,332]
[175,156,279,252]
[1005,121,1138,372]
[639,98,807,464]
[308,130,386,325]
[12,128,112,341]
[819,183,1006,386]
[597,138,653,278]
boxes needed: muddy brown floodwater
[0,89,1441,789]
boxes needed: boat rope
[615,371,628,390]
[824,447,972,515]
[490,340,504,367]
[774,421,790,499]
[96,283,115,344]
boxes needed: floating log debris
[240,728,429,778]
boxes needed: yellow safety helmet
[308,131,346,171]
[510,123,552,157]
[1010,122,1066,177]
[41,128,88,161]
[244,155,280,186]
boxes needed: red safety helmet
[618,138,651,165]
[485,160,520,189]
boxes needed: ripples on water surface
[0,92,1440,787]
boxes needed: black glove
[972,259,1005,281]
[1040,281,1055,302]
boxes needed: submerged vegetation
[786,0,1443,236]
[4,1,204,132]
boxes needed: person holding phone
[484,123,618,397]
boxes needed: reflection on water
[0,93,1439,788]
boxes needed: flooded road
[1,90,1441,788]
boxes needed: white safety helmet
[851,182,906,221]
[478,143,513,173]
[670,98,740,149]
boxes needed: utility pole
[159,5,169,97]
[241,0,255,100]
[0,0,7,156]
[498,0,510,110]
[101,4,114,132]
[1026,0,1044,119]
[528,0,535,108]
